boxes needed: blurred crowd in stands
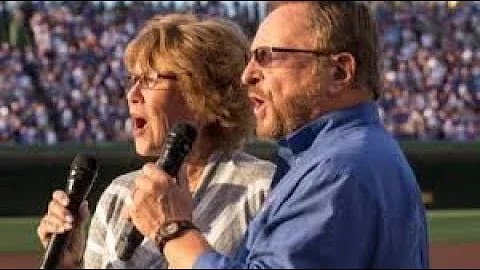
[0,1,478,145]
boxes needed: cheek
[268,75,298,108]
[151,91,194,127]
[269,71,320,118]
[143,94,169,137]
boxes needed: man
[36,14,275,268]
[126,1,429,268]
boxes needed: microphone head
[66,154,99,199]
[70,154,98,172]
[170,123,197,144]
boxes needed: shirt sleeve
[194,250,241,269]
[194,165,377,268]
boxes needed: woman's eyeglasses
[250,46,333,67]
[126,72,179,90]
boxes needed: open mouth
[249,95,266,117]
[249,95,265,107]
[252,97,264,107]
[132,117,147,136]
[134,117,147,129]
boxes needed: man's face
[126,65,195,157]
[242,3,330,140]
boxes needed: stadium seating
[0,1,478,144]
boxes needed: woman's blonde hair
[269,1,382,100]
[124,14,253,152]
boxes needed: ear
[330,52,356,84]
[324,52,356,98]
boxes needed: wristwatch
[154,220,197,253]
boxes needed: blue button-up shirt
[195,102,429,268]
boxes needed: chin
[256,126,275,140]
[256,121,285,140]
[134,148,148,157]
[134,141,150,156]
[135,142,164,158]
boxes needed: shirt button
[295,157,301,164]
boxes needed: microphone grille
[171,123,197,143]
[71,154,98,172]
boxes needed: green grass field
[427,209,480,243]
[0,217,41,254]
[1,209,480,254]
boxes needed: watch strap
[154,220,197,254]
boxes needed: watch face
[164,222,180,235]
[156,221,195,250]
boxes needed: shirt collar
[276,101,380,161]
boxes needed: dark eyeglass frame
[250,46,334,66]
[126,72,179,90]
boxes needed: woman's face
[126,69,196,157]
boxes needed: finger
[46,216,73,234]
[52,190,70,207]
[135,173,168,193]
[127,203,140,229]
[127,203,149,237]
[142,162,173,182]
[120,202,131,221]
[47,200,74,226]
[132,179,149,206]
[127,203,135,221]
[37,217,52,246]
[37,215,72,243]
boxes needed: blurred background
[0,1,478,269]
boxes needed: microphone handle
[40,234,70,269]
[116,157,182,261]
[117,122,197,261]
[116,225,144,261]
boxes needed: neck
[310,88,373,120]
[178,132,216,193]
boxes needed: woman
[37,13,275,268]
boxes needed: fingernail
[62,198,69,206]
[65,215,73,223]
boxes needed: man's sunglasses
[250,46,333,66]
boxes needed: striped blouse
[83,150,275,269]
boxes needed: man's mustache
[247,87,270,100]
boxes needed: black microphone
[40,154,99,269]
[116,123,197,261]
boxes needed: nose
[241,58,262,87]
[126,83,144,105]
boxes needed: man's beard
[256,93,315,141]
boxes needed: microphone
[40,154,99,269]
[116,123,197,261]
